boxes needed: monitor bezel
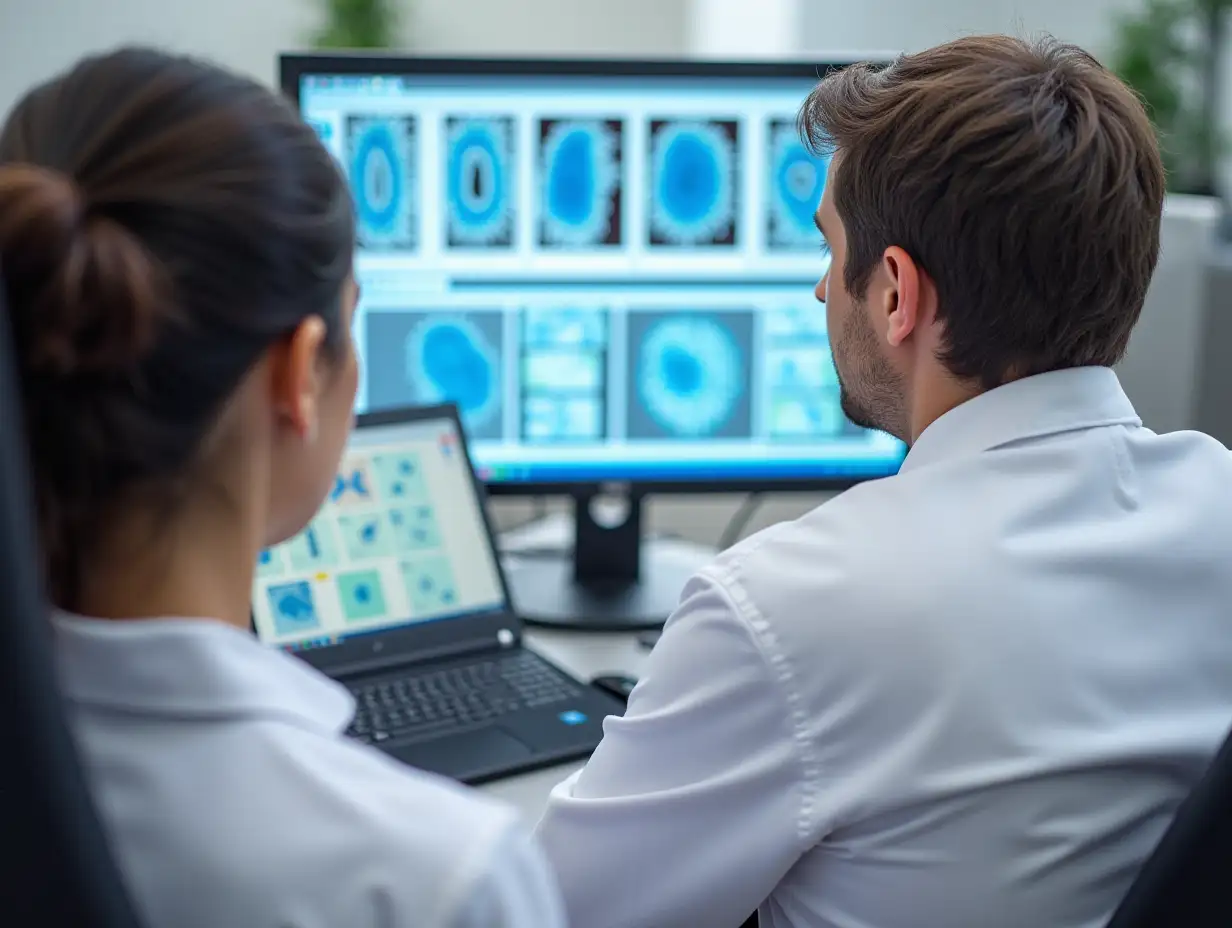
[280,51,904,496]
[265,402,524,676]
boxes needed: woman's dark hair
[0,47,354,609]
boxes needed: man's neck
[908,367,985,445]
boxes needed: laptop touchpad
[391,729,532,781]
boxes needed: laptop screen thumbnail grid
[251,415,507,650]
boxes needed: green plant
[311,0,401,49]
[1110,0,1228,196]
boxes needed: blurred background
[1,0,1229,544]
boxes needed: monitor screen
[251,413,508,651]
[290,59,906,488]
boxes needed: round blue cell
[407,318,499,431]
[449,127,504,225]
[352,124,402,232]
[660,132,720,224]
[638,316,743,436]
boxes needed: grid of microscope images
[256,451,458,640]
[340,110,831,254]
[344,107,846,445]
[363,304,861,446]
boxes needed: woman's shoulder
[114,718,541,927]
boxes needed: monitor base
[505,541,710,632]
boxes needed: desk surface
[480,627,650,818]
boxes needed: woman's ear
[269,316,328,441]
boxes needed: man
[534,35,1232,928]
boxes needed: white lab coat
[53,613,565,928]
[536,366,1232,928]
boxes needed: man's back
[537,368,1232,928]
[746,367,1232,927]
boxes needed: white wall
[0,0,688,114]
[799,0,1136,58]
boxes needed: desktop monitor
[281,54,905,630]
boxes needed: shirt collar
[53,612,354,733]
[899,366,1142,475]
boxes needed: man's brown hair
[799,35,1165,389]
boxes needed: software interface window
[252,418,506,650]
[300,71,903,484]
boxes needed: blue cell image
[766,119,831,251]
[647,119,739,248]
[388,504,442,551]
[337,511,396,561]
[627,311,753,439]
[371,452,427,502]
[266,580,322,637]
[400,556,459,616]
[445,116,515,248]
[330,461,374,507]
[346,115,417,251]
[256,547,284,578]
[336,569,388,622]
[538,118,623,248]
[364,310,506,440]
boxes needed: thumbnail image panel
[519,307,608,442]
[401,555,460,615]
[537,118,624,248]
[336,569,388,623]
[366,311,506,440]
[762,307,860,438]
[766,119,831,251]
[346,115,418,251]
[265,580,322,637]
[647,119,740,248]
[626,310,753,439]
[445,116,516,248]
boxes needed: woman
[0,48,564,928]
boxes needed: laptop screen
[252,411,508,651]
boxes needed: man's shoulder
[705,475,916,605]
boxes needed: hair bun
[0,163,166,376]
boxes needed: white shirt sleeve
[534,571,807,928]
[447,820,566,928]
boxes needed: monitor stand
[503,491,712,632]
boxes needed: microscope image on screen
[537,119,624,249]
[336,569,389,623]
[401,556,460,616]
[365,310,506,440]
[346,115,418,251]
[520,307,608,442]
[763,307,854,438]
[766,119,831,251]
[647,119,740,248]
[444,116,516,248]
[266,580,323,637]
[626,310,753,439]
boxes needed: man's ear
[269,316,328,441]
[880,246,931,348]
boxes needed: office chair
[0,276,143,927]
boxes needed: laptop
[250,403,626,784]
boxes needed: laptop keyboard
[346,651,582,745]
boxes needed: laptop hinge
[331,629,518,680]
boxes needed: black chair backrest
[1105,724,1232,927]
[0,276,142,926]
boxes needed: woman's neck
[75,499,259,630]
